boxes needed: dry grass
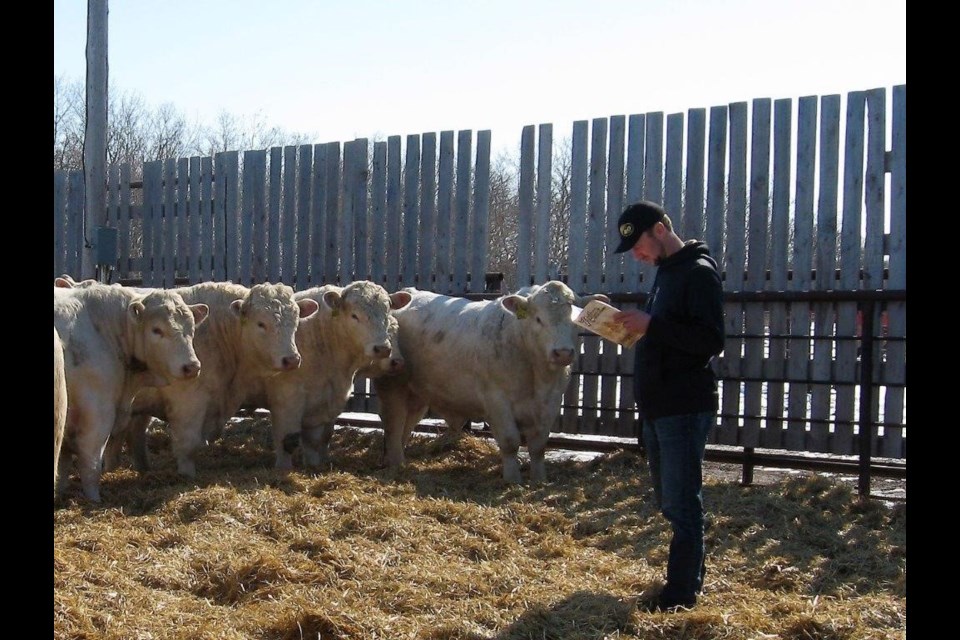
[55,417,906,640]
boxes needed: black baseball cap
[613,201,666,253]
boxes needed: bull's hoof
[282,432,301,454]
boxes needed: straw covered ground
[54,416,906,640]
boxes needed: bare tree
[54,75,85,171]
[106,87,149,170]
[486,149,521,290]
[196,109,315,157]
[147,102,197,162]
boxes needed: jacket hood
[660,240,717,270]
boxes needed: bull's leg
[435,413,469,448]
[524,423,551,483]
[102,404,134,472]
[301,420,335,469]
[485,403,523,484]
[167,404,206,478]
[73,403,117,502]
[269,397,307,471]
[125,414,153,473]
[375,378,427,468]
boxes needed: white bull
[54,282,208,501]
[255,281,410,470]
[373,281,608,483]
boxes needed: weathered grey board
[835,92,867,454]
[471,131,491,293]
[586,118,607,295]
[664,112,684,236]
[762,98,793,448]
[370,141,387,288]
[402,135,421,288]
[860,89,886,454]
[280,146,297,284]
[605,116,625,292]
[240,150,267,286]
[141,161,161,286]
[622,114,645,291]
[189,156,203,284]
[517,125,535,289]
[811,94,841,453]
[324,142,341,284]
[884,85,906,458]
[600,117,626,433]
[162,159,177,287]
[684,109,706,242]
[53,171,68,278]
[418,133,437,288]
[435,131,454,293]
[637,113,663,290]
[215,151,239,283]
[742,98,771,446]
[268,148,282,283]
[295,145,313,287]
[718,102,748,446]
[343,139,365,282]
[567,121,588,292]
[534,124,552,285]
[785,96,817,450]
[452,130,472,294]
[177,158,189,282]
[384,134,402,287]
[199,157,213,283]
[311,143,328,286]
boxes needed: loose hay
[55,417,906,639]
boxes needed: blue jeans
[642,412,713,599]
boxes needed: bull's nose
[281,354,302,370]
[182,361,201,378]
[388,358,405,374]
[551,348,574,365]
[373,344,392,359]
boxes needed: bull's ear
[128,300,146,323]
[390,291,412,310]
[297,299,320,319]
[191,304,209,326]
[54,277,75,288]
[576,293,611,306]
[501,294,529,318]
[230,299,245,317]
[322,290,342,312]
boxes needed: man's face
[630,226,665,265]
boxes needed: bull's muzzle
[182,361,201,379]
[551,348,575,366]
[372,344,392,359]
[281,354,302,371]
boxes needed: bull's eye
[257,321,267,330]
[351,313,360,322]
[152,327,164,337]
[535,316,543,325]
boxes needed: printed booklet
[571,300,643,348]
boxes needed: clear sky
[54,0,906,155]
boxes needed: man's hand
[612,309,651,336]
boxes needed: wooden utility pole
[81,0,108,280]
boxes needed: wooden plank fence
[53,85,907,462]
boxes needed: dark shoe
[637,591,697,612]
[654,593,697,611]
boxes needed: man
[611,200,725,611]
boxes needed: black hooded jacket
[633,240,725,420]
